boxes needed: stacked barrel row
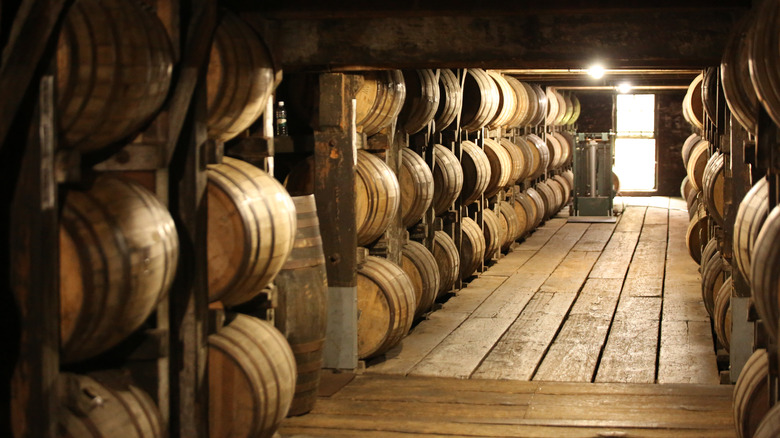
[678,4,780,436]
[48,3,318,436]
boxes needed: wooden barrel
[524,134,550,178]
[548,177,568,212]
[544,88,561,126]
[513,137,537,182]
[433,231,460,297]
[460,140,491,205]
[702,152,725,226]
[749,0,780,128]
[355,70,407,136]
[514,191,535,236]
[355,150,401,246]
[733,348,770,438]
[357,256,416,359]
[434,69,463,132]
[486,71,517,129]
[499,201,522,251]
[57,0,174,151]
[562,169,574,191]
[559,92,575,126]
[60,176,179,363]
[755,403,780,438]
[612,170,621,195]
[713,276,732,352]
[504,76,533,127]
[482,208,503,261]
[209,313,296,438]
[701,238,719,268]
[681,134,702,167]
[526,187,545,229]
[432,144,464,215]
[482,138,512,198]
[555,132,573,167]
[273,195,328,416]
[512,195,530,239]
[398,69,440,135]
[680,175,693,200]
[401,240,440,318]
[686,209,710,265]
[59,371,163,437]
[701,251,725,317]
[568,93,581,125]
[734,178,769,286]
[499,139,527,185]
[400,148,434,228]
[686,189,701,220]
[686,140,710,191]
[460,68,500,131]
[721,10,759,134]
[682,73,704,130]
[752,205,780,343]
[703,67,719,126]
[535,181,558,220]
[206,157,296,306]
[529,84,548,126]
[546,133,564,170]
[552,174,572,206]
[459,217,486,280]
[206,12,276,142]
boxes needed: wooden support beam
[166,33,211,438]
[315,73,359,369]
[8,74,59,438]
[0,0,69,152]
[262,9,744,70]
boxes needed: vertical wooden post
[167,52,210,438]
[315,73,358,370]
[8,74,59,438]
[729,113,754,382]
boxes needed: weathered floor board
[278,374,735,437]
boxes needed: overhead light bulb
[617,82,632,93]
[587,64,605,79]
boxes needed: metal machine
[572,132,615,218]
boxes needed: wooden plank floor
[278,197,731,437]
[369,196,719,384]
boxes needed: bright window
[614,94,656,191]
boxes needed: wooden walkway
[369,196,718,383]
[278,197,732,437]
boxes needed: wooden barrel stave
[460,140,491,205]
[59,175,179,363]
[433,69,463,132]
[459,217,486,280]
[357,256,416,359]
[752,205,780,343]
[399,69,440,135]
[482,208,503,261]
[433,231,460,297]
[713,276,732,352]
[482,138,512,198]
[274,195,328,416]
[209,313,296,437]
[734,178,769,286]
[401,240,440,318]
[206,157,297,306]
[460,68,500,131]
[400,148,435,228]
[733,348,770,438]
[432,144,464,216]
[702,152,725,226]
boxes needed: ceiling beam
[250,8,745,71]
